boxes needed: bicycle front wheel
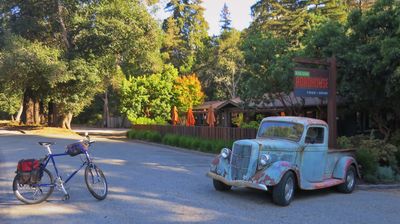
[85,164,108,200]
[13,168,54,204]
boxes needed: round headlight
[260,154,271,166]
[220,148,231,159]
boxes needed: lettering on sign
[294,68,329,97]
[295,77,328,89]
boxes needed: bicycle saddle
[38,142,55,146]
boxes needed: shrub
[356,148,378,179]
[355,138,399,182]
[190,138,202,150]
[337,136,352,149]
[377,166,396,182]
[389,130,400,169]
[241,121,260,129]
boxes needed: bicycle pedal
[62,194,70,201]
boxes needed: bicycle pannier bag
[16,159,42,185]
[66,142,88,157]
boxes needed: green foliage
[0,84,22,116]
[162,0,209,73]
[360,139,398,170]
[0,35,68,97]
[356,147,379,181]
[304,0,400,139]
[240,31,295,107]
[220,3,232,32]
[74,0,163,75]
[337,136,353,149]
[120,65,179,124]
[377,166,396,182]
[240,114,264,129]
[337,134,400,183]
[389,130,400,171]
[241,121,260,129]
[250,0,348,47]
[213,29,244,99]
[349,136,399,182]
[127,129,162,142]
[162,133,180,146]
[128,129,233,153]
[232,113,244,127]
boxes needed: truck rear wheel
[272,171,295,206]
[213,179,232,191]
[337,165,356,193]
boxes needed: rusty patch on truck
[211,156,220,166]
[252,172,276,185]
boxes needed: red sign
[295,76,328,89]
[294,67,329,97]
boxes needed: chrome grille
[230,144,252,180]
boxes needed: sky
[152,0,258,36]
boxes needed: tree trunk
[33,98,40,125]
[15,100,23,122]
[21,91,35,125]
[372,112,391,142]
[60,112,73,130]
[103,91,110,128]
[56,0,71,50]
[66,112,73,130]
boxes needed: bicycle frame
[36,151,92,188]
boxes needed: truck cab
[207,116,359,206]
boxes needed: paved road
[1,133,399,224]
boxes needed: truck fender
[332,156,360,179]
[210,155,230,177]
[252,161,298,186]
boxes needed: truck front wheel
[272,171,295,206]
[213,179,232,191]
[337,165,356,193]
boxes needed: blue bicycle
[12,134,108,204]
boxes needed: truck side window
[305,127,324,144]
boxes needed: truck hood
[258,138,301,152]
[234,138,301,152]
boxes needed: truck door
[300,126,327,182]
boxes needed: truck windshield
[257,121,304,141]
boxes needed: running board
[311,178,345,189]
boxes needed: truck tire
[337,165,356,193]
[272,171,295,206]
[213,179,232,191]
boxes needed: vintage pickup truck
[207,116,359,206]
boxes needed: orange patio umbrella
[206,106,216,127]
[186,108,195,126]
[171,106,179,125]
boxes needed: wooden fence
[132,125,257,141]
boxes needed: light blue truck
[207,116,359,206]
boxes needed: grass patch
[0,120,79,137]
[127,129,233,154]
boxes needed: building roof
[194,98,241,111]
[193,92,332,112]
[263,116,328,126]
[249,92,327,109]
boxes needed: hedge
[127,129,233,154]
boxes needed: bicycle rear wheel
[13,168,54,204]
[85,164,108,200]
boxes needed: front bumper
[207,172,268,191]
